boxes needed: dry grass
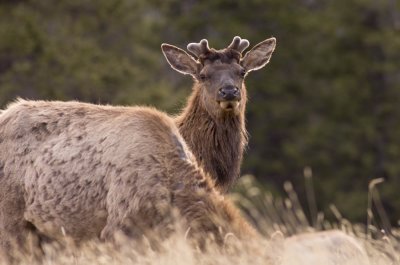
[5,175,399,265]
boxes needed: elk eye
[240,69,246,78]
[199,73,207,81]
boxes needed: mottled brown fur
[0,99,256,261]
[162,37,276,192]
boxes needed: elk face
[197,58,245,116]
[162,36,276,118]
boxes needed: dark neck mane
[175,85,248,192]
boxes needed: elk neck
[175,84,248,192]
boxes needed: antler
[186,36,249,59]
[187,39,211,58]
[227,36,249,53]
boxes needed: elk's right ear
[161,44,199,76]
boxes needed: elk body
[163,36,276,192]
[0,99,256,262]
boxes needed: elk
[162,36,276,192]
[0,99,257,262]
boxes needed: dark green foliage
[0,0,399,224]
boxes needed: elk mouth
[218,100,240,111]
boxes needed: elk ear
[241,37,276,72]
[161,44,199,76]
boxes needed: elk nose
[218,86,241,101]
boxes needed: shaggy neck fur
[175,84,248,193]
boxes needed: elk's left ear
[161,44,199,76]
[241,37,276,72]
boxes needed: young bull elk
[162,36,276,192]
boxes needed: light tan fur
[0,99,256,261]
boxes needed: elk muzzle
[218,85,241,111]
[218,86,241,101]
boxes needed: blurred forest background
[0,0,399,225]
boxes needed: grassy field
[6,175,400,265]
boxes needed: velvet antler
[187,39,211,58]
[227,36,249,53]
[186,36,249,61]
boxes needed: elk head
[161,36,276,118]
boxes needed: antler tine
[187,39,211,58]
[228,36,249,53]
